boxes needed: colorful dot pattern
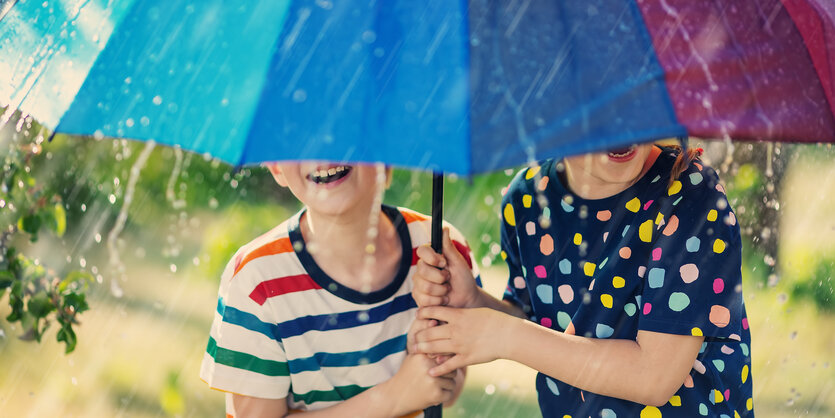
[501,150,753,417]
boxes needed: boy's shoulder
[223,215,298,280]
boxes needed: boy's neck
[300,205,403,293]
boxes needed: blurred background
[1,108,834,417]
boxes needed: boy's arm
[231,354,456,418]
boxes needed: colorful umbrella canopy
[2,0,833,176]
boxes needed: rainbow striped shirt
[200,205,479,413]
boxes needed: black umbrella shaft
[431,172,444,253]
[425,172,444,417]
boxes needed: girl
[411,142,754,417]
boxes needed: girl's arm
[232,354,457,418]
[415,306,703,407]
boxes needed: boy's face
[266,162,390,217]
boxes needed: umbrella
[2,0,835,415]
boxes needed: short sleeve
[200,254,291,399]
[445,222,483,288]
[638,167,745,341]
[499,177,535,319]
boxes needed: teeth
[310,165,348,180]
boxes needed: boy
[200,161,479,417]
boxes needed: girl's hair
[666,144,703,187]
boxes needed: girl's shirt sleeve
[638,166,745,341]
[200,253,291,399]
[500,173,535,319]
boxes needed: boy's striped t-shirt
[200,205,480,412]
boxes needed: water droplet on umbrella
[292,89,307,102]
[361,30,376,43]
[152,95,163,105]
[789,331,797,340]
[485,384,496,395]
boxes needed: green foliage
[790,259,835,312]
[1,110,93,353]
[1,248,93,353]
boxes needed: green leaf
[17,213,41,236]
[58,271,94,293]
[27,293,55,318]
[0,270,14,288]
[63,292,90,314]
[41,202,67,237]
[56,323,78,353]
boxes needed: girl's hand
[406,317,437,353]
[413,306,516,376]
[413,229,480,308]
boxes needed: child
[412,142,754,417]
[200,162,479,417]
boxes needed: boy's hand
[383,354,456,415]
[406,317,437,353]
[413,229,479,308]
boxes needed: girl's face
[266,162,388,218]
[562,143,655,199]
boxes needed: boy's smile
[307,165,352,186]
[266,161,391,219]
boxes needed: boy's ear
[264,162,289,187]
[385,166,394,189]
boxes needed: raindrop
[95,233,102,243]
[789,331,797,340]
[292,89,307,103]
[80,203,87,212]
[361,30,377,44]
[169,264,177,273]
[357,311,370,322]
[315,0,333,9]
[79,257,86,268]
[125,118,135,127]
[108,194,117,204]
[208,197,219,209]
[777,293,787,304]
[152,95,163,105]
[140,116,150,127]
[220,98,229,106]
[485,384,496,395]
[111,280,124,298]
[481,256,492,267]
[767,274,780,287]
[192,257,200,266]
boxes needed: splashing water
[106,140,155,296]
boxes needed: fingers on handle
[416,244,446,269]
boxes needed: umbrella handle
[431,172,444,253]
[424,172,444,418]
